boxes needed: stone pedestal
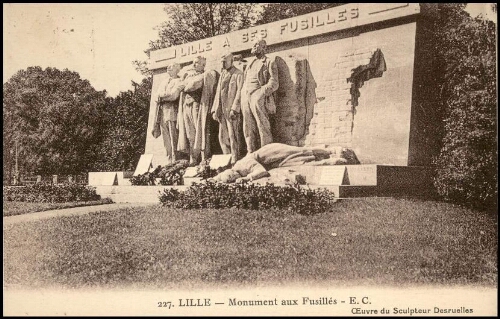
[92,165,434,203]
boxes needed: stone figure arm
[235,157,270,183]
[261,58,279,97]
[211,78,222,121]
[160,78,184,102]
[236,163,270,183]
[156,77,170,101]
[230,71,244,117]
[183,73,205,92]
[247,164,271,181]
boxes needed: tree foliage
[3,66,152,179]
[155,3,257,48]
[92,77,152,172]
[3,67,110,177]
[432,4,497,210]
[256,3,346,25]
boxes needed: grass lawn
[3,199,114,217]
[3,198,497,290]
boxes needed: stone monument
[146,4,437,168]
[90,4,440,202]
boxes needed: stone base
[93,185,189,203]
[257,165,435,198]
[91,165,435,203]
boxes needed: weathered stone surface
[88,172,118,186]
[134,154,153,176]
[318,166,348,185]
[272,55,316,146]
[209,154,232,170]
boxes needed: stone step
[305,185,377,198]
[93,185,189,194]
[96,184,417,203]
[94,185,189,203]
[104,193,162,204]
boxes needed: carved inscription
[280,8,359,34]
[179,41,213,57]
[241,29,268,43]
[149,4,421,68]
[318,166,347,185]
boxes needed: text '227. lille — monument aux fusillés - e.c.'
[90,3,440,201]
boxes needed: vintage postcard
[3,3,497,316]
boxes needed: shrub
[159,181,336,215]
[129,160,231,186]
[3,183,101,203]
[130,160,189,186]
[432,5,497,211]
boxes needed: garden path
[3,203,157,226]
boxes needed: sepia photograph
[3,3,497,316]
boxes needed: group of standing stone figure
[152,39,279,166]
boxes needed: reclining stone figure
[212,143,360,183]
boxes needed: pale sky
[3,3,496,98]
[3,3,166,97]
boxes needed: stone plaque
[209,154,232,170]
[134,154,154,176]
[345,165,377,185]
[183,167,199,178]
[88,172,118,186]
[318,166,347,185]
[116,172,131,186]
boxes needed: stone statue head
[167,63,181,77]
[251,37,267,56]
[192,56,206,73]
[220,52,234,70]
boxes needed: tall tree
[3,67,110,177]
[92,77,152,172]
[432,4,497,210]
[155,3,257,48]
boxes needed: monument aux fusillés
[144,3,439,171]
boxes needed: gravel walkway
[3,203,157,226]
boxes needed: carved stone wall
[304,48,377,148]
[146,4,424,167]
